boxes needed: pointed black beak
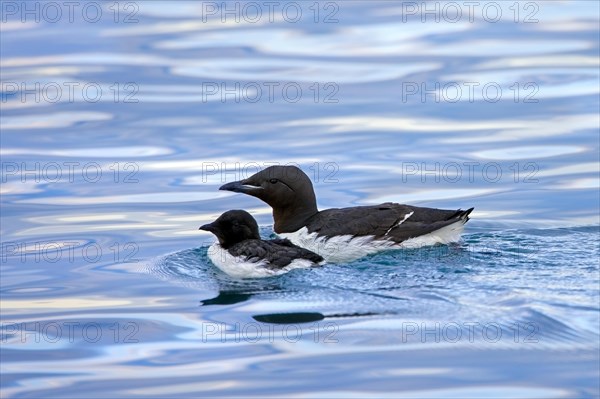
[199,223,216,232]
[219,180,262,194]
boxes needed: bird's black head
[199,210,260,249]
[219,166,318,233]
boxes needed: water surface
[1,1,599,397]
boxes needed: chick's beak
[199,223,215,232]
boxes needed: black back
[228,238,323,269]
[305,204,473,243]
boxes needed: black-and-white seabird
[219,166,473,262]
[199,209,324,278]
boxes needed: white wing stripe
[384,211,414,236]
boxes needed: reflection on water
[1,1,599,397]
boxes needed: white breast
[279,228,394,263]
[206,243,316,279]
[279,220,466,263]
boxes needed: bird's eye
[269,178,278,184]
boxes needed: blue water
[1,1,599,397]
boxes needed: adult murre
[219,166,474,263]
[199,210,324,278]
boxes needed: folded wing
[229,239,324,269]
[306,203,473,243]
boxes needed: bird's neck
[273,205,318,233]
